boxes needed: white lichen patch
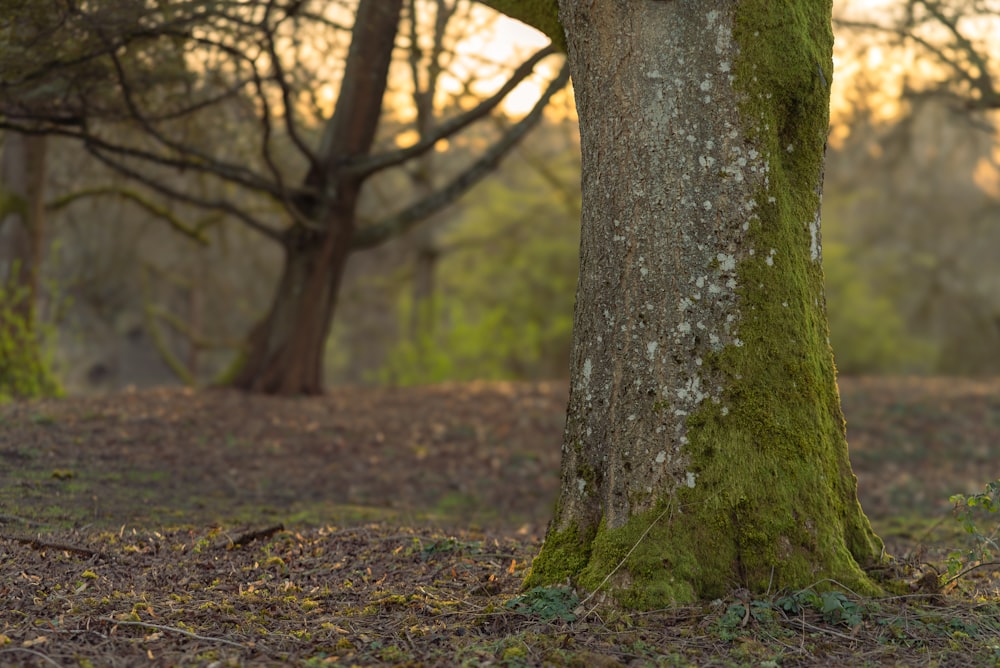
[809,214,821,261]
[686,471,697,488]
[582,358,592,387]
[716,253,736,272]
[655,451,666,464]
[577,478,586,494]
[647,341,658,359]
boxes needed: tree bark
[228,221,354,394]
[227,0,403,395]
[525,0,884,605]
[0,132,57,398]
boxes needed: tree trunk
[225,0,402,395]
[526,0,884,605]
[0,132,57,399]
[1,133,46,323]
[229,220,354,394]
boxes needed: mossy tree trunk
[523,0,885,605]
[0,132,58,400]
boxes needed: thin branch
[835,6,998,108]
[346,44,558,178]
[47,186,213,244]
[103,619,247,649]
[0,649,62,668]
[352,62,569,250]
[103,41,281,192]
[3,534,103,558]
[942,560,1000,587]
[0,118,281,197]
[916,0,997,102]
[263,2,320,170]
[84,144,284,242]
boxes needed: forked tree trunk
[228,220,354,394]
[525,0,884,605]
[225,0,402,395]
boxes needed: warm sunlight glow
[442,11,556,117]
[973,151,1000,199]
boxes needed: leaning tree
[481,0,886,605]
[0,0,567,394]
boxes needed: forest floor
[1,377,999,666]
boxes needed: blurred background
[2,0,998,397]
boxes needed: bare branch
[353,62,570,250]
[47,186,215,244]
[346,44,558,177]
[84,144,284,242]
[0,118,281,197]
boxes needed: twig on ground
[2,534,103,558]
[219,523,285,549]
[0,647,63,668]
[104,619,247,649]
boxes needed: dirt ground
[2,377,999,534]
[2,377,1000,666]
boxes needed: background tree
[0,0,568,394]
[828,0,1000,374]
[481,0,885,605]
[0,132,60,399]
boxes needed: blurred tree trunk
[0,132,58,398]
[520,0,885,605]
[405,0,455,358]
[228,0,402,394]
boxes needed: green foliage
[947,480,1000,579]
[376,164,579,385]
[716,589,865,641]
[824,240,935,375]
[504,586,578,622]
[376,298,532,385]
[0,279,61,402]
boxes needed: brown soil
[0,381,568,534]
[2,377,1000,666]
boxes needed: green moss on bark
[527,0,884,606]
[523,522,593,587]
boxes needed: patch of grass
[29,413,57,426]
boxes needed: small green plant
[420,537,480,559]
[505,586,579,622]
[774,588,863,626]
[947,480,1000,580]
[0,274,62,403]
